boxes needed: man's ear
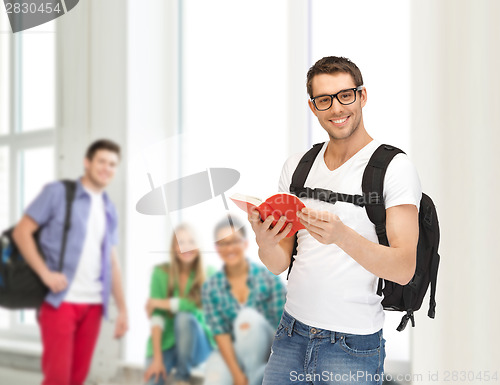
[83,157,90,171]
[308,99,318,116]
[360,87,367,108]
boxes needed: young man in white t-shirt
[248,56,421,384]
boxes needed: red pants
[39,302,103,385]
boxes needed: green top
[146,264,216,358]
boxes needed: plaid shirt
[202,260,286,337]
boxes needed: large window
[125,0,290,365]
[179,0,289,257]
[0,12,56,339]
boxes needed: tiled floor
[0,367,42,385]
[0,366,408,385]
[0,366,203,385]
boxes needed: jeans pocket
[273,320,289,341]
[340,330,381,357]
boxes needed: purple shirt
[25,178,118,318]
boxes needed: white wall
[57,0,127,381]
[410,1,500,382]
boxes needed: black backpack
[0,180,76,309]
[288,143,440,331]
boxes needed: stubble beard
[325,114,362,141]
[86,170,109,190]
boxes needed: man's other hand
[114,311,129,339]
[41,270,68,293]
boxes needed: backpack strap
[286,234,298,280]
[428,251,439,318]
[287,142,324,279]
[291,187,367,207]
[421,192,440,319]
[362,144,405,244]
[362,144,405,295]
[289,142,324,194]
[58,180,77,272]
[289,141,368,205]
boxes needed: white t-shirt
[279,140,422,334]
[65,188,106,304]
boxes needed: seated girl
[144,224,214,385]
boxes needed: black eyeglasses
[311,86,364,111]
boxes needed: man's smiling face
[308,72,367,141]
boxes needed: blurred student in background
[144,224,214,385]
[12,139,127,385]
[202,214,286,385]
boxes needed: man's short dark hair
[214,213,246,240]
[85,139,121,160]
[306,56,364,98]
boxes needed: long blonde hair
[163,224,205,307]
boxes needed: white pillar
[410,0,500,382]
[286,0,310,154]
[57,0,128,381]
[125,0,180,366]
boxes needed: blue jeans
[263,310,386,385]
[145,312,212,384]
[203,307,276,385]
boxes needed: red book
[230,193,306,237]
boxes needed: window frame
[0,21,57,342]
